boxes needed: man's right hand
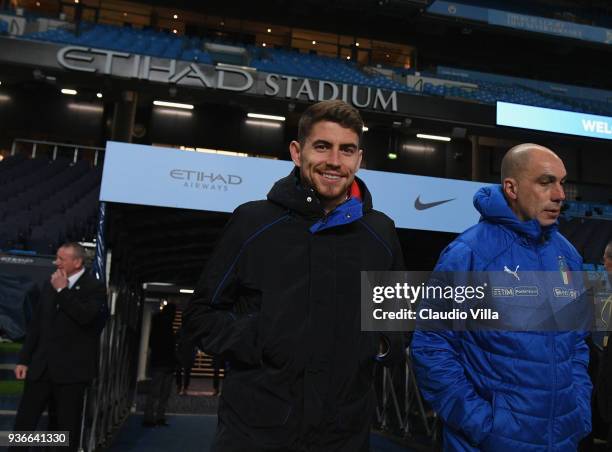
[14,364,28,380]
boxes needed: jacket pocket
[481,392,513,450]
[335,391,374,433]
[222,370,294,428]
[248,383,293,427]
[571,385,589,438]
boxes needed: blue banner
[99,142,487,234]
[496,101,612,140]
[488,10,612,44]
[427,1,612,45]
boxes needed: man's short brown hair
[297,100,363,146]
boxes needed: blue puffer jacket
[411,185,592,451]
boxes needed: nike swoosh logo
[414,195,456,210]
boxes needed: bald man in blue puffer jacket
[411,144,592,451]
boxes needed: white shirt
[68,267,85,289]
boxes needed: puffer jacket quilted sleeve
[412,241,494,447]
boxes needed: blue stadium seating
[417,70,612,116]
[0,155,101,254]
[0,19,8,35]
[24,23,212,63]
[20,22,612,114]
[22,24,411,93]
[248,46,412,92]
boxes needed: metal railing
[80,284,142,451]
[374,347,439,444]
[10,138,105,166]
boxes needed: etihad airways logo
[170,169,243,192]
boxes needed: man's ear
[289,141,302,167]
[503,178,519,200]
[357,149,363,169]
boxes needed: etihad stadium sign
[55,45,398,112]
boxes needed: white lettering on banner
[374,90,398,111]
[352,86,372,108]
[282,76,300,99]
[90,49,130,74]
[582,119,612,135]
[54,46,399,112]
[141,55,176,80]
[295,79,315,101]
[318,80,339,101]
[57,46,96,73]
[169,63,212,86]
[217,66,254,92]
[265,74,280,96]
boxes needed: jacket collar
[267,167,373,219]
[68,267,86,289]
[474,185,558,242]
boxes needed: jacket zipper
[537,241,556,452]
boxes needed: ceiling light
[312,40,316,45]
[416,133,451,142]
[180,289,194,294]
[346,56,351,60]
[362,125,369,132]
[153,100,194,110]
[267,28,271,33]
[403,143,436,153]
[143,282,174,287]
[67,103,103,113]
[247,112,285,121]
[36,1,40,5]
[245,120,283,128]
[172,29,177,34]
[155,108,192,117]
[173,14,178,19]
[61,88,77,95]
[355,42,360,47]
[262,42,267,47]
[387,153,397,160]
[96,92,102,98]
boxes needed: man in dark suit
[12,242,107,451]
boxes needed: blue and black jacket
[182,168,405,450]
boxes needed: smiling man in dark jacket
[182,100,404,451]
